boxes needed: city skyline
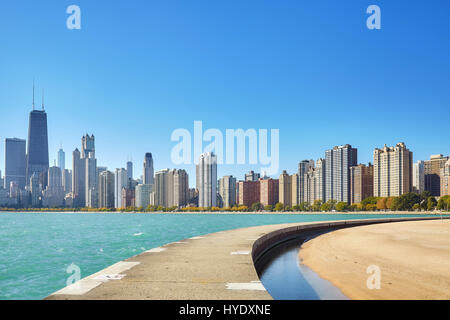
[1,1,450,183]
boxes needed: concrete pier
[45,216,448,300]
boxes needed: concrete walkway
[45,216,448,300]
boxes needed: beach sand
[299,219,450,300]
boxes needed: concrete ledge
[45,216,449,300]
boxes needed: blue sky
[1,0,449,185]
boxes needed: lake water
[0,212,431,300]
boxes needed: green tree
[437,195,450,211]
[312,200,322,212]
[275,203,284,212]
[264,205,273,212]
[299,202,310,212]
[427,197,437,211]
[336,202,349,212]
[320,202,331,212]
[251,202,263,212]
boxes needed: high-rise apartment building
[279,171,292,207]
[135,184,152,209]
[413,160,425,194]
[325,145,357,203]
[197,153,217,208]
[143,153,154,186]
[85,154,97,208]
[72,148,85,207]
[349,164,374,204]
[98,171,115,208]
[440,159,450,196]
[424,154,449,196]
[62,169,72,194]
[30,172,41,207]
[260,178,279,206]
[5,138,27,189]
[42,166,64,207]
[373,143,413,197]
[219,176,237,208]
[297,160,314,204]
[171,169,189,208]
[304,158,326,205]
[245,171,260,182]
[114,168,128,209]
[153,169,170,207]
[237,180,260,207]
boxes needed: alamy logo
[66,263,81,286]
[171,121,279,175]
[66,5,81,30]
[366,5,381,30]
[366,265,381,290]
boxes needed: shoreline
[1,210,448,215]
[299,219,450,300]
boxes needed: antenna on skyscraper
[42,89,45,111]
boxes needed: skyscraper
[349,164,374,204]
[245,171,260,182]
[57,148,65,171]
[440,159,450,196]
[62,169,72,194]
[143,153,154,186]
[72,148,85,207]
[30,173,41,207]
[42,166,64,208]
[153,169,170,207]
[26,100,49,187]
[325,144,357,203]
[279,171,292,207]
[219,176,237,208]
[297,160,314,204]
[373,143,413,197]
[260,178,279,207]
[237,180,260,207]
[114,168,128,208]
[171,169,189,208]
[197,152,217,208]
[127,161,133,180]
[304,158,326,205]
[81,134,95,158]
[5,138,27,189]
[85,154,98,208]
[135,184,152,209]
[413,160,425,194]
[98,171,115,208]
[424,154,449,196]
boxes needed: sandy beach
[299,219,450,300]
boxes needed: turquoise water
[0,212,434,300]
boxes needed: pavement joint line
[231,251,251,255]
[145,247,167,253]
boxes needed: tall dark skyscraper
[5,138,27,189]
[143,153,154,185]
[127,161,133,180]
[26,89,49,187]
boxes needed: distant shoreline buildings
[1,87,450,210]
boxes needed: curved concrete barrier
[45,216,448,300]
